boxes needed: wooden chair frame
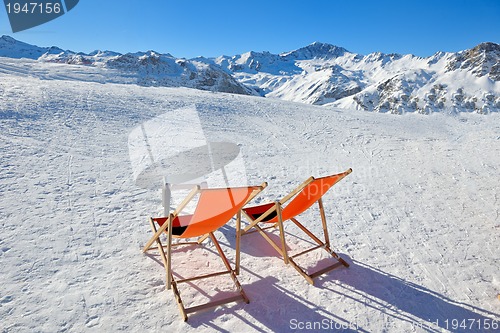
[143,183,266,321]
[242,170,352,285]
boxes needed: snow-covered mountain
[0,35,252,95]
[1,35,498,113]
[213,41,500,114]
[102,51,252,94]
[0,35,66,59]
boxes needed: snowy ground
[1,60,499,332]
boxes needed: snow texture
[0,53,499,332]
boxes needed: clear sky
[1,0,499,58]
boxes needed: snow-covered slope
[0,35,252,95]
[1,60,499,332]
[0,35,66,59]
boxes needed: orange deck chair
[241,169,352,285]
[143,183,266,321]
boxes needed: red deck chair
[143,183,266,321]
[242,169,352,285]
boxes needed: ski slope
[0,60,499,332]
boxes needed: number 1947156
[442,318,499,330]
[6,2,62,14]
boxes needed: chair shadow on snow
[214,224,499,332]
[186,275,362,333]
[317,259,500,333]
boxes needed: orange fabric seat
[244,173,349,224]
[242,169,352,285]
[153,187,258,238]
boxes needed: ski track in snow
[0,66,499,332]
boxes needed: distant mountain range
[1,35,498,114]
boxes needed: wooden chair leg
[147,218,172,286]
[209,232,249,303]
[235,211,241,275]
[166,213,173,289]
[242,204,289,263]
[276,202,289,264]
[318,198,331,247]
[160,232,250,322]
[171,279,188,321]
[291,217,349,268]
[316,199,348,266]
[253,224,287,257]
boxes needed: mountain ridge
[1,35,498,114]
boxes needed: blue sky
[1,0,499,58]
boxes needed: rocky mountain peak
[282,42,349,60]
[0,35,17,43]
[446,42,500,81]
[469,42,500,54]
